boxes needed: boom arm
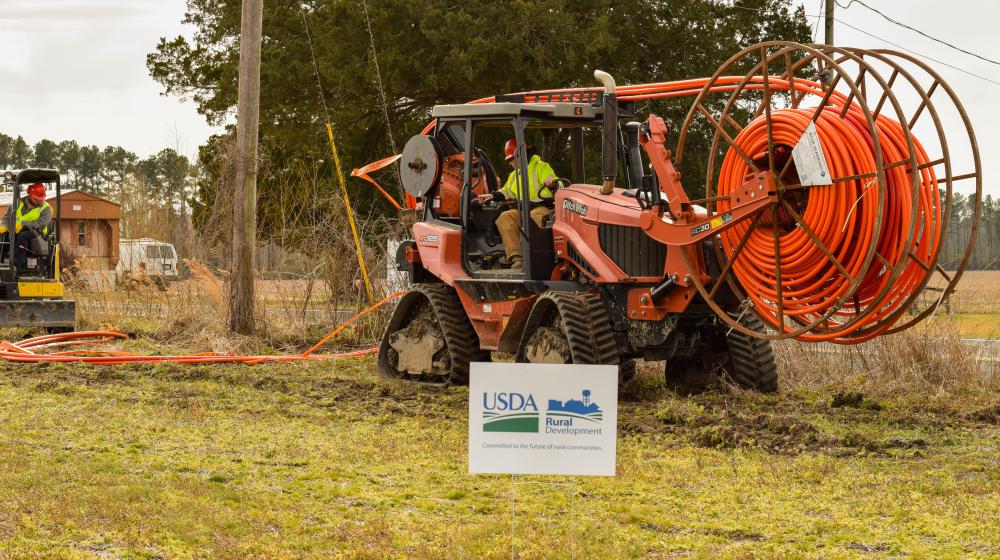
[636,115,776,246]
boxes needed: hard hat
[27,182,45,202]
[503,139,533,161]
[504,139,518,161]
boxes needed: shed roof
[0,189,121,220]
[0,188,119,207]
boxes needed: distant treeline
[941,191,1000,270]
[0,132,198,254]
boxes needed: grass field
[0,342,998,559]
[0,271,995,557]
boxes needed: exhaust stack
[594,70,617,195]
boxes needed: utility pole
[229,0,263,334]
[824,0,835,46]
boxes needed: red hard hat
[27,182,45,201]
[504,139,518,161]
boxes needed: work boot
[509,256,524,270]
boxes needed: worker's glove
[14,222,22,234]
[492,191,506,202]
[0,225,6,234]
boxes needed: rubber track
[379,283,482,385]
[547,292,620,365]
[725,314,779,392]
[416,283,482,385]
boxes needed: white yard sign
[468,362,618,476]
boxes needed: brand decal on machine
[711,212,734,229]
[562,198,588,217]
[421,234,440,244]
[691,212,733,236]
[690,223,710,236]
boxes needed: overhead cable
[836,0,1000,67]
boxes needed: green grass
[0,356,998,559]
[945,313,1000,339]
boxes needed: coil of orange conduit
[683,44,955,344]
[0,292,402,366]
[716,106,940,342]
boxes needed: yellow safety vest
[16,200,52,236]
[501,154,557,203]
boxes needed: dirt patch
[620,392,939,456]
[964,403,1000,423]
[830,391,884,411]
[692,413,833,453]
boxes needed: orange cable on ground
[0,292,403,366]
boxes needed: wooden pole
[824,0,835,46]
[229,0,263,334]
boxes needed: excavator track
[517,291,619,367]
[377,283,484,385]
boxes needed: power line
[833,17,1000,88]
[729,3,1000,88]
[836,0,1000,67]
[809,0,825,42]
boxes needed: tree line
[941,192,1000,270]
[0,132,198,254]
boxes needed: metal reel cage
[674,41,981,343]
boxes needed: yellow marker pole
[326,122,375,306]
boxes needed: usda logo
[482,392,539,432]
[481,389,604,434]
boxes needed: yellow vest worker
[1,182,53,272]
[481,139,558,270]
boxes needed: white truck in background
[117,238,179,288]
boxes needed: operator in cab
[476,139,557,270]
[0,182,53,272]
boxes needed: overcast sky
[0,0,996,195]
[0,0,217,158]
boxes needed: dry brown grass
[65,256,392,354]
[947,270,1000,314]
[776,318,999,405]
[913,269,1000,315]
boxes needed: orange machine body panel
[430,154,488,218]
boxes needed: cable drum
[717,106,940,342]
[672,41,981,343]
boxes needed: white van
[117,238,179,285]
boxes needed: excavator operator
[475,139,557,270]
[0,182,52,272]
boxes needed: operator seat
[21,234,52,277]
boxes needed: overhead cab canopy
[11,169,60,186]
[431,102,603,124]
